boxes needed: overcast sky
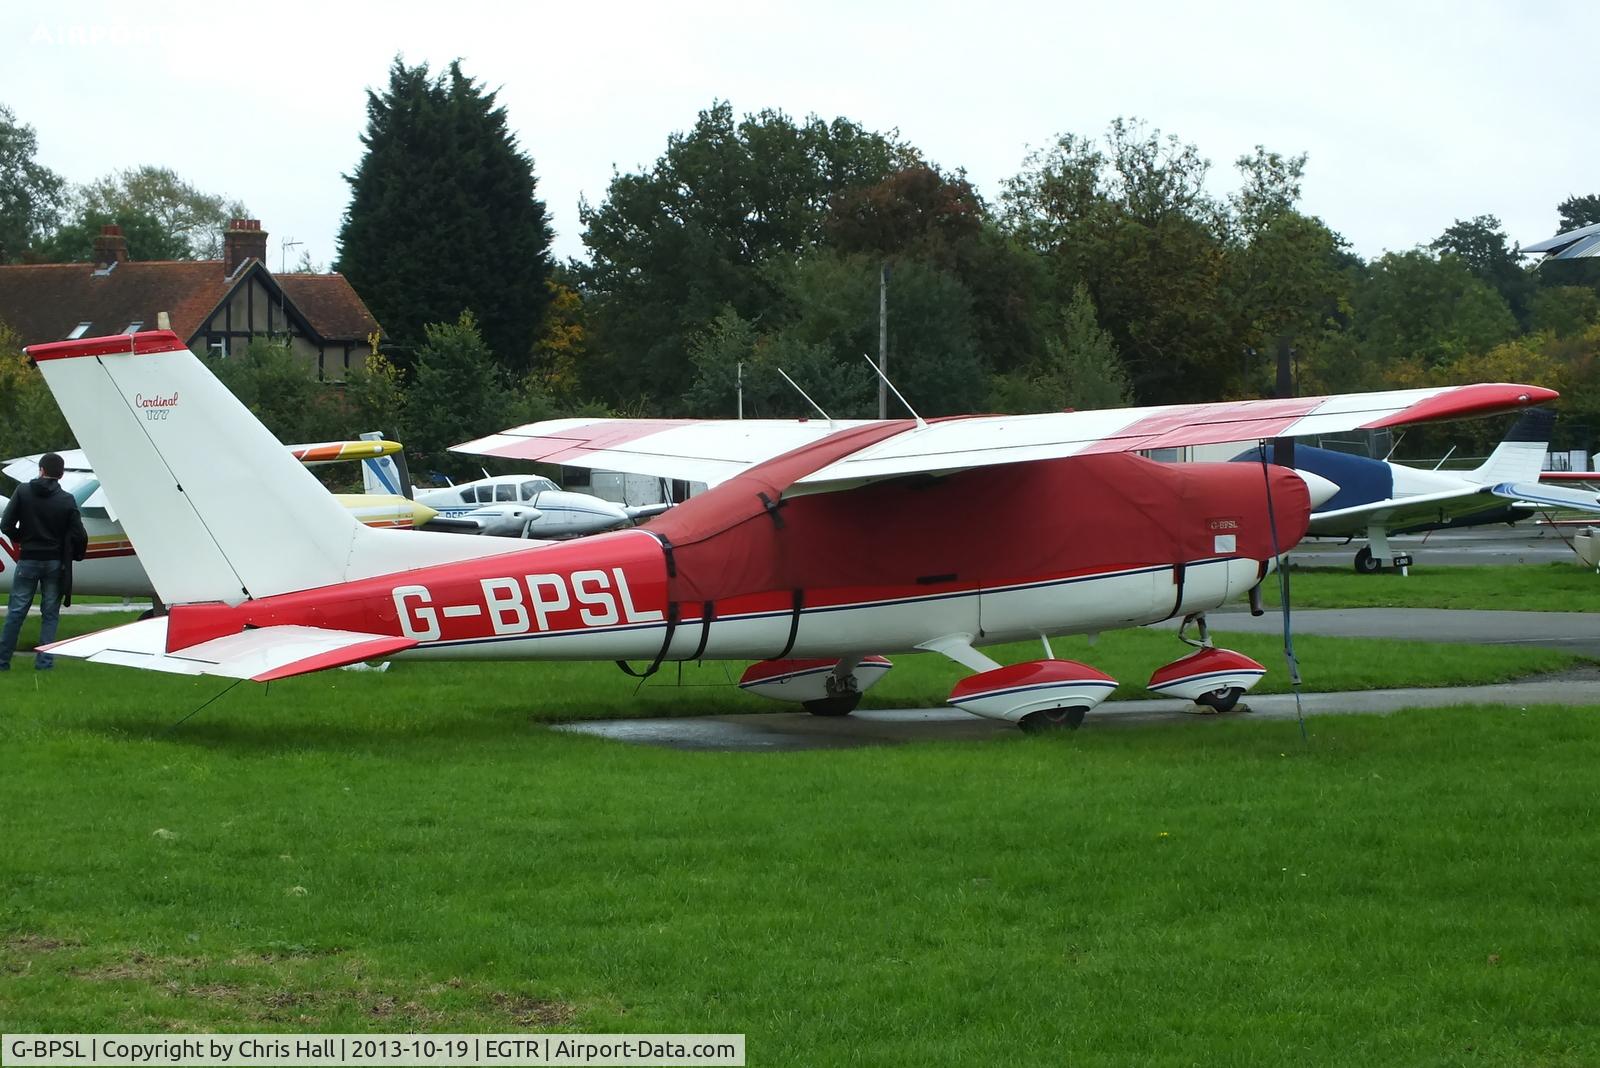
[4,0,1594,272]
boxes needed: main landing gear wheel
[1194,686,1245,714]
[1353,546,1382,574]
[803,691,862,717]
[1018,706,1088,733]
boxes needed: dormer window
[67,322,92,340]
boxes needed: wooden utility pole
[878,263,890,419]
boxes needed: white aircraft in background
[0,440,436,601]
[1233,407,1600,571]
[357,434,669,539]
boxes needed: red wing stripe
[1362,384,1559,429]
[1080,398,1326,454]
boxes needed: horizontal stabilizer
[40,618,414,681]
[1489,482,1600,513]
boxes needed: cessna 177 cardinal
[27,331,1555,729]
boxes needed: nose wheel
[738,656,893,716]
[1193,686,1245,714]
[1018,706,1089,732]
[803,691,863,717]
[1148,621,1266,711]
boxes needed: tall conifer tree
[337,59,553,371]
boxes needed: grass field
[1270,562,1599,612]
[3,692,1599,1064]
[0,611,1583,721]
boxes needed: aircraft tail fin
[27,332,523,607]
[27,332,366,605]
[359,430,412,499]
[1469,407,1555,486]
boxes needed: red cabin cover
[645,429,1310,603]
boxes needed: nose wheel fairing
[738,655,893,715]
[1146,647,1266,707]
[946,659,1118,725]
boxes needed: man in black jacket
[1,453,88,671]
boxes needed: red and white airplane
[27,331,1555,730]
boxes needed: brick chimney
[93,224,129,267]
[223,218,267,275]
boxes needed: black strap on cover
[775,589,804,659]
[757,492,786,529]
[615,602,680,679]
[651,531,677,577]
[688,600,715,661]
[1169,562,1187,619]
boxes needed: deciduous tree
[35,206,190,262]
[578,101,914,407]
[209,338,343,444]
[1430,215,1534,327]
[989,284,1131,412]
[1557,194,1600,231]
[72,166,246,259]
[0,104,65,263]
[403,312,508,477]
[1354,250,1518,374]
[0,321,71,457]
[1002,120,1234,403]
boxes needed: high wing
[453,384,1556,494]
[40,617,416,682]
[453,418,874,487]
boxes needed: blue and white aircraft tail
[1235,407,1600,572]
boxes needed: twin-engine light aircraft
[28,331,1555,730]
[358,442,669,539]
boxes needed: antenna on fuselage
[776,368,834,428]
[860,353,926,429]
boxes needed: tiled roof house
[0,220,381,380]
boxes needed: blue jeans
[0,559,63,670]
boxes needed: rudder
[29,331,361,605]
